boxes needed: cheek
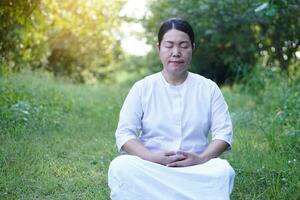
[183,51,192,59]
[161,48,171,54]
[160,50,171,59]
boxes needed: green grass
[0,69,299,199]
[223,87,299,199]
[0,71,127,199]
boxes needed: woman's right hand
[149,151,187,166]
[122,139,187,166]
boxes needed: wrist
[198,154,209,164]
[142,151,155,162]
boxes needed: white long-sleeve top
[115,72,233,154]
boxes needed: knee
[209,158,235,179]
[108,155,139,179]
[220,159,235,179]
[220,160,235,183]
[227,163,235,179]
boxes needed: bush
[229,65,300,199]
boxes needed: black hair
[158,18,195,48]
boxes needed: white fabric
[108,155,235,200]
[116,72,233,153]
[109,72,235,199]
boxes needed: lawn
[0,70,299,199]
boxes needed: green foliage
[241,65,300,135]
[0,0,41,73]
[0,70,127,199]
[143,0,300,84]
[0,0,126,83]
[254,0,300,70]
[225,65,300,199]
[38,0,125,82]
[1,0,298,84]
[113,52,160,84]
[1,68,299,199]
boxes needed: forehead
[162,29,191,42]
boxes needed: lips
[169,60,184,64]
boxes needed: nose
[172,47,181,57]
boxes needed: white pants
[108,155,235,200]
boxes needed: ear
[193,43,196,49]
[156,43,160,53]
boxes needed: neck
[162,70,188,85]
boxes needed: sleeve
[210,83,233,149]
[115,81,143,153]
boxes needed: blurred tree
[1,0,126,83]
[0,0,41,74]
[33,0,126,82]
[142,0,300,84]
[46,1,125,82]
[253,0,300,71]
[2,0,298,84]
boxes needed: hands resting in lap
[149,151,206,167]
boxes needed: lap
[109,154,233,177]
[108,155,235,200]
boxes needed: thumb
[176,150,190,156]
[165,151,176,156]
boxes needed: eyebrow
[164,41,190,44]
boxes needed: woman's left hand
[166,151,208,167]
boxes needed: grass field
[0,70,299,199]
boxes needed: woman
[108,18,235,200]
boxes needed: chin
[170,68,188,76]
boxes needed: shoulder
[127,72,161,98]
[188,72,218,90]
[133,72,161,89]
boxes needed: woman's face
[158,29,193,77]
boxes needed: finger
[168,154,186,163]
[164,151,176,156]
[176,150,190,156]
[167,160,187,167]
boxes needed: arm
[122,139,154,161]
[198,139,229,163]
[122,139,186,166]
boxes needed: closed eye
[180,42,190,48]
[164,42,173,48]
